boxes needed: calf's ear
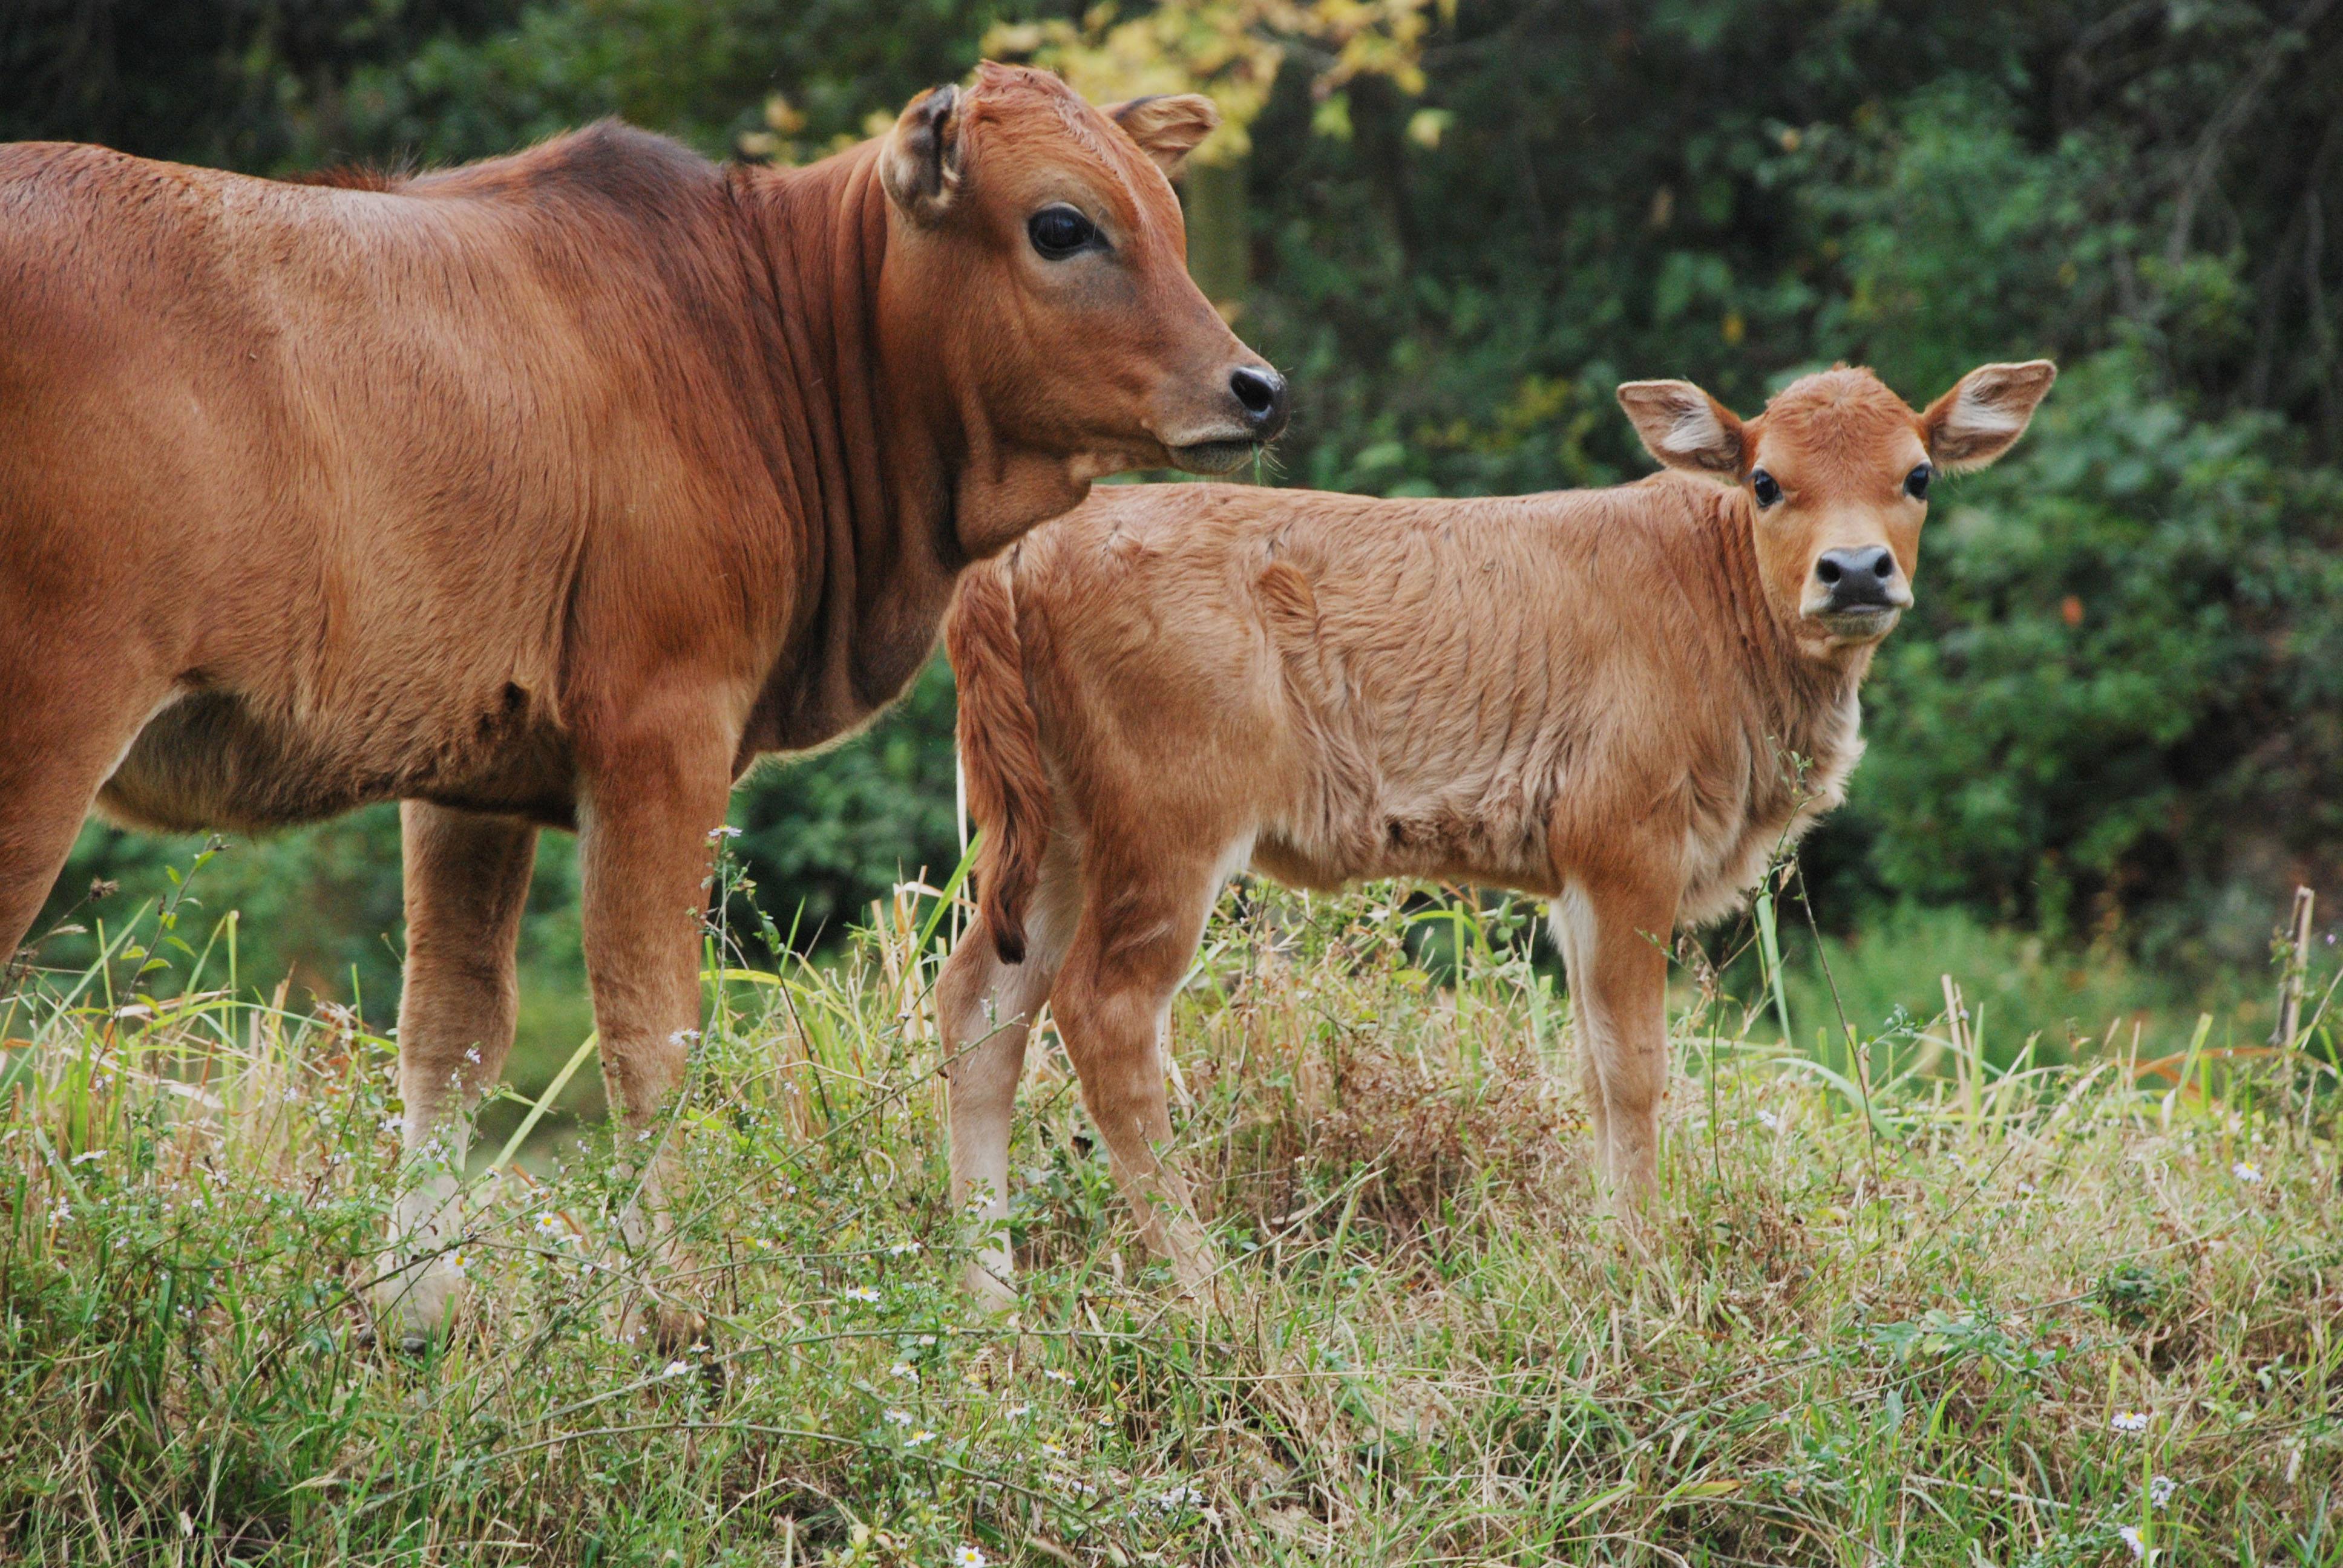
[1617,381,1747,477]
[1106,94,1220,177]
[1924,359,2057,472]
[881,85,962,224]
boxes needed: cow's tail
[947,558,1054,965]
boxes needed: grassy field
[2,861,2338,1566]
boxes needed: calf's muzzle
[1814,545,1906,612]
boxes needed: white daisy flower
[955,1549,986,1568]
[2149,1474,2177,1507]
[2111,1410,2149,1434]
[883,1408,912,1426]
[890,1362,919,1383]
[2117,1523,2146,1559]
[2232,1161,2263,1183]
[661,1361,691,1379]
[843,1285,880,1304]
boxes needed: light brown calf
[0,65,1288,1345]
[940,361,2055,1301]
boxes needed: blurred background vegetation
[7,0,2341,1065]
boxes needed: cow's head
[874,64,1287,552]
[1617,361,2056,655]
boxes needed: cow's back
[0,130,784,831]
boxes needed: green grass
[2,866,2339,1566]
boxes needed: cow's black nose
[1815,546,1899,607]
[1230,365,1289,438]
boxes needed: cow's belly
[96,686,575,834]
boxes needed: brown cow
[939,361,2054,1302]
[0,65,1288,1345]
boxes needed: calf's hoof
[963,1254,1019,1314]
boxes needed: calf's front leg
[577,716,735,1351]
[374,803,538,1346]
[1553,872,1679,1211]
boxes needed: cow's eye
[1751,469,1782,508]
[1904,462,1933,500]
[1027,204,1099,259]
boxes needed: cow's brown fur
[0,64,1285,1343]
[940,361,2054,1301]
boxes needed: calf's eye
[1027,204,1099,259]
[1751,469,1782,508]
[1904,462,1933,500]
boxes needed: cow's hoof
[369,1255,466,1352]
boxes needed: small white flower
[1003,1403,1030,1419]
[1039,1440,1065,1458]
[890,1362,919,1383]
[1043,1368,1075,1385]
[883,1408,912,1426]
[708,825,743,840]
[843,1285,880,1304]
[917,1333,937,1346]
[888,1240,921,1256]
[2149,1474,2178,1508]
[70,1149,105,1166]
[463,1047,481,1064]
[2232,1161,2263,1183]
[908,1429,936,1446]
[2117,1523,2146,1560]
[661,1360,691,1379]
[955,1547,988,1568]
[2017,1180,2039,1196]
[532,1212,569,1240]
[1755,1109,1783,1132]
[2112,1410,2150,1434]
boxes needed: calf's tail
[946,558,1054,965]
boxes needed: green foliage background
[7,0,2340,1022]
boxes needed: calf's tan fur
[0,65,1286,1344]
[941,361,2054,1301]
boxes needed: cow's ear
[1617,380,1747,477]
[881,85,962,224]
[1924,359,2057,472]
[1106,94,1219,177]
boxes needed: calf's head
[874,64,1288,550]
[1618,362,2056,653]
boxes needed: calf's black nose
[1815,545,1899,608]
[1230,365,1290,439]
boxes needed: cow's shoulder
[408,120,724,218]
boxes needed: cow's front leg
[373,803,539,1348]
[577,713,735,1352]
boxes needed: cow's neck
[729,149,1084,757]
[1706,489,1873,818]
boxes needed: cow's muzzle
[1167,365,1289,472]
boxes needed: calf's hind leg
[938,837,1080,1305]
[1049,848,1225,1299]
[373,802,538,1347]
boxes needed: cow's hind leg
[0,647,174,978]
[372,802,538,1348]
[1049,843,1228,1302]
[939,835,1080,1306]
